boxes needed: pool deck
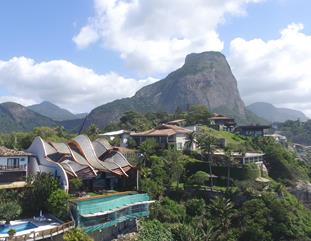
[0,216,71,240]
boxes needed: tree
[207,197,235,240]
[185,198,206,217]
[0,200,22,224]
[63,228,93,241]
[197,132,218,187]
[224,145,237,188]
[138,139,159,163]
[186,105,211,125]
[152,198,186,223]
[23,173,61,215]
[86,124,100,140]
[185,131,197,151]
[163,148,186,188]
[188,171,210,188]
[138,220,173,241]
[48,189,70,220]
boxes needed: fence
[2,221,74,241]
[0,165,27,171]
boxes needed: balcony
[0,164,27,172]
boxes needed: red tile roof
[0,146,32,156]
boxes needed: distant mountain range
[28,101,87,121]
[0,52,307,134]
[82,51,264,131]
[247,102,308,123]
[0,102,56,132]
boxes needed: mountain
[82,51,260,130]
[28,101,80,121]
[0,102,56,133]
[75,113,88,119]
[247,102,308,123]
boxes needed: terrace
[0,216,74,241]
[70,191,153,233]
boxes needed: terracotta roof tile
[0,146,32,156]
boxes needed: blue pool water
[0,222,37,234]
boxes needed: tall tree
[197,132,218,187]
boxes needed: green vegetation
[63,228,93,241]
[0,200,22,224]
[279,120,311,145]
[47,189,70,220]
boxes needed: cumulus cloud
[0,57,157,113]
[73,0,263,75]
[229,23,311,117]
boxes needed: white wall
[27,137,69,191]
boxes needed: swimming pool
[0,222,37,234]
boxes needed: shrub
[0,201,22,224]
[63,228,92,241]
[48,189,70,220]
[188,171,210,186]
[138,220,173,241]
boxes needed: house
[236,125,271,137]
[265,133,287,144]
[131,124,195,150]
[70,191,154,240]
[0,146,37,189]
[27,135,134,191]
[209,114,236,132]
[213,151,265,165]
[26,135,152,240]
[99,130,130,147]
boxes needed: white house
[131,124,196,151]
[99,130,130,147]
[0,146,38,189]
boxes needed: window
[7,158,20,168]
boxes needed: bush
[188,171,210,186]
[63,228,92,241]
[48,189,70,220]
[138,220,173,241]
[69,178,83,193]
[23,173,61,215]
[8,229,16,237]
[152,198,186,223]
[185,198,206,217]
[0,201,22,224]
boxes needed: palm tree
[197,133,217,187]
[185,131,198,151]
[224,146,234,188]
[207,196,235,240]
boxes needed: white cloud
[229,23,311,117]
[0,57,157,113]
[73,0,263,75]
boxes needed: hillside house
[236,125,271,137]
[214,150,265,165]
[99,130,130,148]
[131,124,196,151]
[209,114,236,132]
[0,146,36,189]
[27,135,134,192]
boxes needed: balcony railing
[0,165,27,172]
[1,221,75,241]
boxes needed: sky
[0,0,311,116]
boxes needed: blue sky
[0,0,311,115]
